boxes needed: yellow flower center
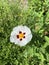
[19,33,24,39]
[16,31,26,41]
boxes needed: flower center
[16,31,26,41]
[19,33,24,39]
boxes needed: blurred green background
[0,0,49,65]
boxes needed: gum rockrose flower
[10,25,32,46]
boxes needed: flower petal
[10,35,15,43]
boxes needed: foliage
[0,0,49,65]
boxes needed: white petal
[12,25,31,36]
[23,26,31,35]
[11,31,16,36]
[18,39,28,46]
[13,25,24,31]
[26,33,32,43]
[10,35,15,43]
[10,35,18,44]
[11,26,23,36]
[17,33,32,46]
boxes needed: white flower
[10,25,32,46]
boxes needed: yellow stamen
[19,33,24,39]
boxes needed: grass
[0,0,49,65]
